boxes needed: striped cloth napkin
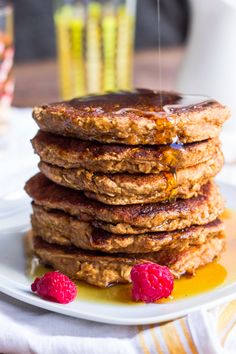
[136,301,236,354]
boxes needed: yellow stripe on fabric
[179,318,198,354]
[221,317,236,346]
[160,322,186,354]
[149,325,164,354]
[218,301,236,334]
[137,325,151,354]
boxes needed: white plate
[0,182,236,325]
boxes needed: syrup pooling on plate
[25,209,236,305]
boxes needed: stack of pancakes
[25,90,229,287]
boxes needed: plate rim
[1,278,236,325]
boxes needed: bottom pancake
[33,234,225,287]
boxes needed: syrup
[68,89,213,145]
[163,94,211,114]
[69,90,212,114]
[163,171,177,197]
[25,209,236,305]
[157,0,162,99]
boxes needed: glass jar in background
[54,0,136,99]
[0,1,14,137]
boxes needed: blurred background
[13,0,189,62]
[0,0,234,130]
[11,0,190,106]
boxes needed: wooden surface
[13,48,184,107]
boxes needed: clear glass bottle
[54,0,136,99]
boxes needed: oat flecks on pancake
[27,89,228,287]
[32,89,229,145]
[31,204,224,254]
[32,130,221,174]
[33,234,225,287]
[38,148,224,205]
[25,174,224,231]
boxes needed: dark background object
[13,0,56,61]
[136,0,189,49]
[12,0,189,62]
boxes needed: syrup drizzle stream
[157,0,162,104]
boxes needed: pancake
[38,149,224,205]
[32,89,229,145]
[33,234,225,287]
[25,174,224,233]
[32,130,221,174]
[31,204,224,254]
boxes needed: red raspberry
[31,271,77,304]
[131,263,174,303]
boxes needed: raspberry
[131,263,174,303]
[31,271,77,304]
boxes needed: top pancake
[32,89,229,145]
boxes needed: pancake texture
[32,90,229,145]
[32,130,221,174]
[38,149,224,205]
[33,234,225,287]
[26,89,228,288]
[25,174,224,233]
[31,204,224,254]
